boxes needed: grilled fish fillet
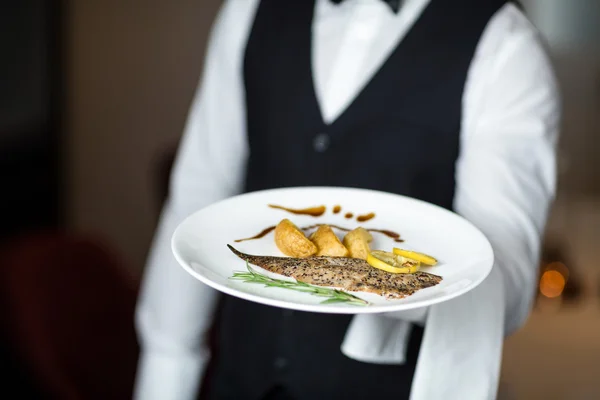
[228,245,441,299]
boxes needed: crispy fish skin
[228,245,441,299]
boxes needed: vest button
[313,133,330,152]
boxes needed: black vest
[244,0,510,208]
[206,1,509,399]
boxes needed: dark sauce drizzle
[234,204,402,243]
[268,204,326,217]
[356,212,376,222]
[300,224,403,242]
[234,226,276,242]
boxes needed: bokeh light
[540,262,569,298]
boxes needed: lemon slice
[367,250,420,274]
[392,248,438,266]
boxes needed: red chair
[0,232,139,399]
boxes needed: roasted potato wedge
[343,227,373,260]
[274,219,317,257]
[309,225,349,257]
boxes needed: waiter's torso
[206,1,510,399]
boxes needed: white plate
[172,186,493,314]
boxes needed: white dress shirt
[133,1,560,399]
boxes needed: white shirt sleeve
[410,5,560,400]
[132,1,258,399]
[456,4,560,336]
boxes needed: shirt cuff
[133,350,209,400]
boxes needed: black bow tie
[330,0,402,14]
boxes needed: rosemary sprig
[230,262,370,306]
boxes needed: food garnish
[272,219,435,276]
[231,261,370,306]
[367,250,420,274]
[392,248,438,266]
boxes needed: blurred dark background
[0,0,598,399]
[1,1,62,240]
